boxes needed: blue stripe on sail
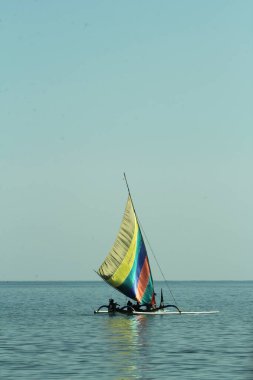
[117,229,151,301]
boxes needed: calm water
[0,281,252,379]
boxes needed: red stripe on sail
[136,256,151,302]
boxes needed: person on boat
[134,301,140,311]
[144,302,157,312]
[108,298,118,312]
[127,300,133,312]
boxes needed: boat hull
[94,309,219,315]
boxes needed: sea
[0,281,252,380]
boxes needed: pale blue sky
[0,0,252,280]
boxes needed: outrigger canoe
[94,174,219,317]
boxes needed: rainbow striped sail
[97,196,156,306]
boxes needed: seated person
[108,298,118,312]
[127,300,133,312]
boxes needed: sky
[0,0,252,281]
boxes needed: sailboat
[94,174,219,316]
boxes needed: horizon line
[0,279,252,283]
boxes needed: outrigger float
[94,174,219,316]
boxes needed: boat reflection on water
[103,315,149,379]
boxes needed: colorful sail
[97,196,156,305]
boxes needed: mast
[123,172,156,305]
[123,172,144,229]
[123,173,135,212]
[123,173,179,309]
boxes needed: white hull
[133,310,219,315]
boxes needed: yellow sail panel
[108,218,138,287]
[97,197,136,281]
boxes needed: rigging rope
[137,217,179,307]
